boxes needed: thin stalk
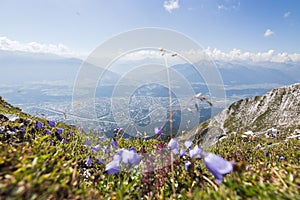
[164,55,173,139]
[170,152,176,197]
[163,52,176,197]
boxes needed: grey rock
[188,83,300,147]
[265,128,281,138]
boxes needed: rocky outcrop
[190,83,300,147]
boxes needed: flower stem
[163,51,176,197]
[164,55,173,139]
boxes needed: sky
[0,0,300,62]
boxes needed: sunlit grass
[0,96,299,199]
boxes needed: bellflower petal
[180,149,186,157]
[61,138,67,144]
[130,147,137,152]
[111,139,118,149]
[154,127,162,136]
[172,148,178,155]
[105,153,123,174]
[184,161,191,170]
[189,145,203,158]
[167,138,179,150]
[94,144,101,151]
[119,149,141,166]
[105,160,120,174]
[113,153,122,164]
[97,158,104,164]
[184,140,193,149]
[130,154,141,166]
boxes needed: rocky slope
[189,83,300,147]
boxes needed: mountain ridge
[184,82,300,147]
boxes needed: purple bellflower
[36,121,43,129]
[111,139,118,149]
[85,157,92,167]
[167,138,179,155]
[55,132,63,141]
[266,151,269,157]
[202,152,234,184]
[48,120,56,127]
[69,131,73,137]
[154,127,162,138]
[21,127,26,133]
[105,148,141,174]
[279,156,285,161]
[93,144,101,151]
[45,130,51,135]
[86,140,92,146]
[104,145,110,154]
[57,128,64,134]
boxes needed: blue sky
[0,0,299,60]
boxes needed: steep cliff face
[190,83,300,147]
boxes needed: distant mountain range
[0,50,82,86]
[1,49,299,87]
[173,60,300,88]
[183,83,300,147]
[1,49,299,89]
[1,50,300,134]
[215,60,300,86]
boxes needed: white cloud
[283,11,291,18]
[203,48,300,63]
[113,48,300,64]
[121,50,162,61]
[217,0,240,11]
[264,29,274,37]
[0,36,86,58]
[164,0,179,13]
[217,4,226,10]
[2,36,299,64]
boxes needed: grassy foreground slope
[0,96,299,199]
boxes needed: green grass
[0,98,299,199]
